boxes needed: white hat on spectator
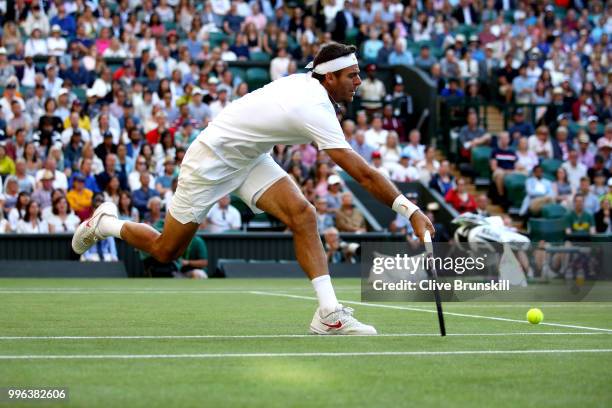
[58,88,69,97]
[51,24,61,33]
[608,178,612,187]
[456,34,466,42]
[192,87,204,96]
[588,115,599,123]
[0,47,6,55]
[597,137,612,150]
[552,87,563,95]
[41,170,55,181]
[86,88,97,98]
[208,77,220,85]
[578,133,590,144]
[327,175,342,186]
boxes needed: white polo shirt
[206,203,242,233]
[198,73,351,170]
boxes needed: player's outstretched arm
[326,148,435,241]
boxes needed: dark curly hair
[311,42,357,82]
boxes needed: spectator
[36,157,68,192]
[14,159,36,194]
[376,33,394,65]
[440,49,460,80]
[358,64,385,113]
[66,173,93,220]
[561,150,587,192]
[414,45,436,73]
[8,191,30,231]
[335,192,366,233]
[209,89,231,119]
[370,151,390,178]
[514,137,538,174]
[96,154,128,193]
[445,177,477,213]
[270,48,290,81]
[118,191,139,222]
[508,108,534,138]
[416,146,440,184]
[576,177,600,215]
[178,234,209,279]
[458,109,491,158]
[31,170,55,211]
[364,114,388,148]
[323,227,359,264]
[512,64,536,104]
[429,160,455,196]
[577,132,595,168]
[402,129,426,163]
[490,131,517,200]
[474,194,490,217]
[326,175,343,211]
[206,195,242,232]
[552,126,573,162]
[47,25,67,57]
[388,39,414,67]
[315,196,336,232]
[103,175,121,206]
[381,104,405,141]
[520,165,554,216]
[70,158,100,194]
[528,126,554,159]
[594,198,612,234]
[391,153,419,183]
[565,194,596,237]
[0,144,16,177]
[350,130,375,163]
[145,196,164,225]
[551,168,573,208]
[379,132,401,170]
[156,157,177,196]
[16,200,52,233]
[132,172,160,219]
[47,196,80,233]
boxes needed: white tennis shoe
[310,305,377,335]
[71,202,119,255]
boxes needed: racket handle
[424,230,433,255]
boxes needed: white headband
[305,53,358,75]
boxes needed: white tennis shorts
[169,140,287,224]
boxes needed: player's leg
[235,157,376,335]
[255,176,329,281]
[119,214,199,263]
[71,199,199,263]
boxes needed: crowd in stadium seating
[0,0,610,243]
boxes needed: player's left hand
[410,211,435,242]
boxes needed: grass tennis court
[1,278,611,407]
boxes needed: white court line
[250,291,612,333]
[0,289,360,294]
[2,349,612,360]
[1,332,610,340]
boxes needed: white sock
[98,216,126,239]
[311,274,339,316]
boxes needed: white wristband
[392,195,420,220]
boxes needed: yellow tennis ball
[527,308,544,324]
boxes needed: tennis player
[72,42,435,335]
